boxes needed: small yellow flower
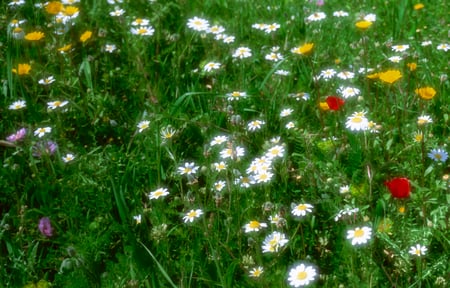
[414,3,424,10]
[398,206,406,214]
[12,63,31,75]
[80,31,92,43]
[291,43,314,56]
[415,87,436,100]
[63,6,79,16]
[45,1,64,15]
[319,102,330,111]
[355,21,373,30]
[25,31,45,41]
[378,70,402,84]
[366,73,379,79]
[407,62,417,72]
[58,44,72,53]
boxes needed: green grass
[1,0,449,287]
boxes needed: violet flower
[38,217,54,237]
[6,128,27,142]
[33,141,58,157]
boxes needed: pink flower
[310,0,324,6]
[38,217,53,237]
[6,128,27,142]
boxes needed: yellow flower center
[138,28,148,34]
[258,174,268,181]
[249,221,260,229]
[351,117,363,123]
[296,204,306,211]
[296,271,307,280]
[252,269,262,277]
[354,228,364,237]
[270,148,279,155]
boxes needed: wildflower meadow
[2,0,449,287]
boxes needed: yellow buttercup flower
[414,3,424,10]
[25,31,45,41]
[12,63,31,75]
[407,62,417,72]
[63,6,79,16]
[58,44,72,53]
[291,43,314,56]
[319,102,330,111]
[366,73,379,79]
[378,70,402,84]
[415,87,436,100]
[45,1,64,14]
[355,21,372,30]
[80,31,92,43]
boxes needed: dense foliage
[1,0,449,287]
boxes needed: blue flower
[428,148,448,162]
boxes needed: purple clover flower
[33,141,58,157]
[38,217,54,237]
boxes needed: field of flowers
[1,0,449,287]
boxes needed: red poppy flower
[325,96,345,111]
[385,177,411,198]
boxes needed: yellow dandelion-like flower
[414,3,424,10]
[319,102,330,111]
[378,70,402,84]
[63,6,79,16]
[45,1,64,15]
[291,43,314,56]
[355,21,373,30]
[366,73,379,79]
[407,62,417,71]
[12,63,31,75]
[415,87,436,100]
[25,31,45,41]
[58,44,72,53]
[80,31,92,43]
